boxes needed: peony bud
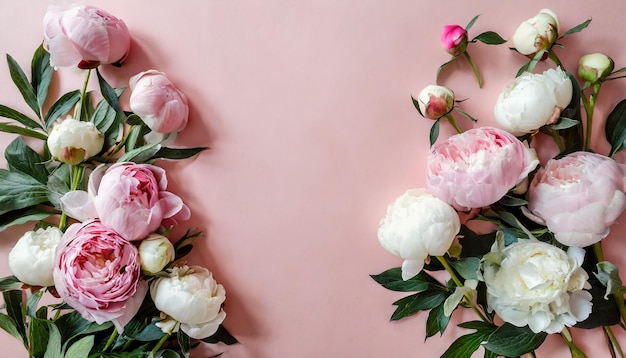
[416,85,455,120]
[578,53,614,83]
[9,227,63,287]
[512,9,560,57]
[138,234,176,274]
[441,25,468,56]
[47,118,104,165]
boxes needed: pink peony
[441,25,467,55]
[129,70,189,134]
[427,126,538,210]
[43,4,130,69]
[60,162,191,241]
[53,220,147,332]
[527,151,626,247]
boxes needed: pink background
[0,1,625,357]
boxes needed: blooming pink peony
[427,126,538,210]
[129,70,189,134]
[527,151,626,247]
[441,25,467,55]
[53,220,147,332]
[43,4,130,69]
[60,162,191,241]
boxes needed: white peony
[150,265,226,339]
[416,85,455,120]
[138,234,175,274]
[482,239,592,334]
[512,9,560,56]
[578,53,614,83]
[378,189,460,280]
[47,117,104,165]
[494,67,572,136]
[9,227,63,286]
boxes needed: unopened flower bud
[416,85,455,120]
[441,25,468,56]
[47,118,104,165]
[512,9,560,57]
[9,227,62,287]
[138,234,175,274]
[578,53,614,83]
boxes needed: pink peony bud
[416,85,455,120]
[441,25,468,56]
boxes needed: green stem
[444,114,463,134]
[604,325,624,358]
[103,125,136,160]
[548,49,564,70]
[561,327,588,358]
[582,83,601,152]
[463,51,483,88]
[151,333,171,355]
[528,352,537,358]
[74,69,92,121]
[102,329,118,352]
[436,256,490,323]
[550,128,565,152]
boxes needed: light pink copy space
[0,1,625,357]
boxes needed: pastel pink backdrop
[0,1,625,357]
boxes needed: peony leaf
[472,31,506,45]
[29,318,51,358]
[91,98,119,134]
[64,335,94,358]
[31,44,52,113]
[430,118,440,147]
[0,313,22,343]
[449,257,480,281]
[425,303,452,339]
[117,143,161,163]
[559,18,592,40]
[465,14,480,31]
[3,290,26,342]
[6,54,40,118]
[0,105,42,129]
[411,95,423,116]
[370,267,442,292]
[96,68,123,117]
[441,330,492,358]
[453,106,477,122]
[177,329,191,357]
[576,274,620,328]
[0,276,24,291]
[0,207,54,232]
[484,323,546,357]
[0,169,50,215]
[391,290,449,321]
[516,50,546,77]
[43,322,63,358]
[436,57,457,84]
[550,117,579,130]
[43,90,80,130]
[25,290,43,318]
[5,137,49,184]
[0,122,47,140]
[151,147,208,161]
[594,261,626,299]
[606,99,626,157]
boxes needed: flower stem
[102,125,136,160]
[548,49,564,70]
[444,114,463,134]
[550,128,565,152]
[561,327,588,358]
[102,329,118,352]
[151,333,171,355]
[436,256,490,323]
[74,69,92,121]
[582,83,601,152]
[463,51,483,88]
[604,325,624,358]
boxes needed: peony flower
[60,162,191,241]
[138,234,175,274]
[47,118,104,165]
[482,239,592,334]
[129,70,189,134]
[578,53,614,83]
[416,85,455,120]
[53,220,147,332]
[427,126,539,210]
[527,151,626,247]
[378,189,460,280]
[494,67,573,136]
[441,25,468,56]
[8,227,62,287]
[150,265,226,339]
[43,4,130,69]
[512,9,560,57]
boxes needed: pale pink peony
[427,126,539,210]
[527,151,626,247]
[60,162,191,241]
[129,70,189,134]
[43,4,130,69]
[53,220,147,332]
[441,25,467,55]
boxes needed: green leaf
[7,54,40,118]
[31,44,53,112]
[131,323,165,342]
[43,90,80,130]
[29,317,51,358]
[96,68,123,117]
[430,118,440,146]
[124,124,149,152]
[64,335,94,358]
[0,169,49,215]
[576,273,620,328]
[43,322,63,358]
[516,50,545,76]
[46,164,71,211]
[201,324,239,345]
[79,91,94,123]
[177,329,191,357]
[436,57,456,83]
[0,313,22,342]
[151,147,207,161]
[0,276,24,291]
[370,267,441,292]
[26,290,43,318]
[5,137,49,183]
[3,290,25,342]
[0,122,47,140]
[465,14,480,31]
[441,330,491,358]
[497,195,528,207]
[0,105,42,129]
[425,303,452,338]
[606,99,626,157]
[55,311,113,341]
[449,257,480,281]
[125,113,146,126]
[453,106,477,122]
[559,18,592,39]
[117,143,161,163]
[594,261,626,298]
[472,31,506,45]
[484,323,547,356]
[91,98,119,134]
[550,117,579,130]
[172,228,202,263]
[391,290,448,321]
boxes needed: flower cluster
[0,4,236,357]
[373,8,626,358]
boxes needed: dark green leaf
[550,117,579,130]
[0,313,22,342]
[516,50,545,77]
[458,225,496,258]
[449,257,480,281]
[5,137,49,183]
[80,91,94,123]
[472,31,506,45]
[43,322,63,358]
[56,311,113,342]
[43,90,80,130]
[130,322,165,342]
[3,290,25,341]
[26,290,43,318]
[425,303,452,338]
[46,164,71,211]
[29,317,51,358]
[484,323,547,356]
[576,274,620,328]
[117,143,160,163]
[201,324,239,345]
[411,96,424,116]
[453,107,477,122]
[177,329,191,357]
[0,122,47,140]
[560,18,592,39]
[465,14,480,31]
[498,195,528,207]
[430,118,440,147]
[65,335,94,358]
[125,114,145,126]
[441,330,491,358]
[606,99,626,157]
[151,147,207,161]
[0,276,24,291]
[91,98,118,134]
[391,290,448,321]
[0,105,42,129]
[0,169,49,215]
[0,207,54,233]
[96,68,123,116]
[458,320,496,332]
[370,267,441,292]
[31,44,53,111]
[7,54,40,118]
[172,228,202,263]
[124,124,149,153]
